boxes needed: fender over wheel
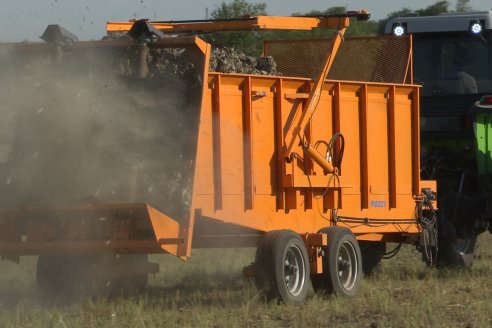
[312,226,362,297]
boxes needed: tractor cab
[387,11,492,135]
[386,11,492,266]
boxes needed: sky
[1,0,491,42]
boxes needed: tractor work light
[469,20,483,35]
[392,23,407,37]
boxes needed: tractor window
[413,32,492,96]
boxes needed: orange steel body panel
[190,73,425,241]
[0,17,432,260]
[0,67,429,259]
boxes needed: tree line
[204,0,473,55]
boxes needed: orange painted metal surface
[191,75,427,241]
[105,15,359,34]
[0,14,434,261]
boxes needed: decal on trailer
[370,200,386,208]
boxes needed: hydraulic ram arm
[283,21,348,157]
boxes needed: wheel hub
[284,263,298,276]
[338,259,351,271]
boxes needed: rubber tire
[37,255,68,299]
[37,255,100,300]
[359,241,386,276]
[312,227,362,297]
[255,230,310,304]
[437,236,477,268]
[109,254,149,295]
[254,231,277,294]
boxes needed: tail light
[481,95,492,105]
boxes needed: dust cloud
[0,43,201,220]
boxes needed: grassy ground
[0,234,491,327]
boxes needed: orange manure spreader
[0,11,436,303]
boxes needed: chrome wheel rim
[283,244,306,296]
[337,240,358,291]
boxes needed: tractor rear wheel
[109,254,150,295]
[438,235,477,268]
[37,255,69,299]
[37,255,102,300]
[37,254,153,299]
[312,227,362,297]
[255,230,310,304]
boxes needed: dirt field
[0,233,491,327]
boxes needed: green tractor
[386,11,492,267]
